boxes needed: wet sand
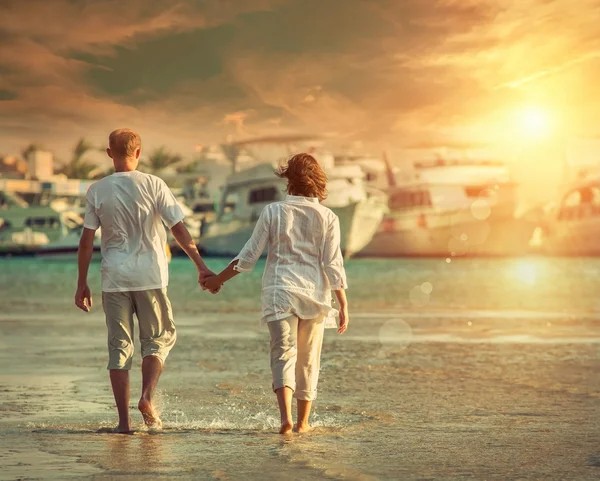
[1,308,599,480]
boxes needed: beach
[1,256,599,480]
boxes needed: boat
[0,185,103,259]
[0,196,96,258]
[356,156,536,257]
[530,175,600,255]
[199,162,388,259]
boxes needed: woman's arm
[322,215,349,333]
[333,289,349,334]
[204,207,270,292]
[322,215,348,290]
[231,207,271,273]
[204,260,241,291]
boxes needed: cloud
[0,0,600,165]
[0,0,283,53]
[0,0,285,155]
[495,52,600,89]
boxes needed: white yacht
[356,157,536,257]
[199,162,387,258]
[0,190,99,257]
[530,175,600,255]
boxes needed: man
[75,128,213,433]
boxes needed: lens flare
[512,260,539,286]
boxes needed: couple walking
[75,129,350,435]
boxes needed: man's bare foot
[115,424,135,434]
[279,421,293,434]
[138,398,162,430]
[294,423,313,434]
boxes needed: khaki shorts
[102,289,177,370]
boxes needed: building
[27,150,54,180]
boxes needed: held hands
[75,283,93,312]
[203,275,223,294]
[198,266,223,294]
[198,267,215,289]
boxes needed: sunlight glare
[513,260,538,286]
[519,106,552,139]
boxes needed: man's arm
[75,228,96,312]
[170,221,214,287]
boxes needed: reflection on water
[511,258,541,286]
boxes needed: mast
[382,151,396,188]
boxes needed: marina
[1,144,599,259]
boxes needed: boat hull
[335,198,387,257]
[358,210,536,257]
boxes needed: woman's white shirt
[232,195,347,328]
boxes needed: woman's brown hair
[275,153,328,202]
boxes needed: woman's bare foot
[294,422,313,434]
[279,421,293,434]
[138,398,162,430]
[98,425,134,435]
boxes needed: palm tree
[176,146,211,174]
[58,138,98,179]
[221,142,240,174]
[21,143,41,161]
[140,146,182,174]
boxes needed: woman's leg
[275,387,294,434]
[268,317,299,434]
[295,316,326,433]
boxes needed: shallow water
[1,257,599,480]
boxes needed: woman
[204,153,350,434]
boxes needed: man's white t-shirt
[83,170,185,292]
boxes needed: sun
[518,106,553,139]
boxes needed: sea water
[0,257,599,479]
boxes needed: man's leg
[134,289,177,429]
[103,291,136,434]
[138,355,163,428]
[109,370,132,433]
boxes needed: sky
[1,0,600,184]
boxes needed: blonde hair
[108,128,141,158]
[275,153,328,202]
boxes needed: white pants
[268,315,325,401]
